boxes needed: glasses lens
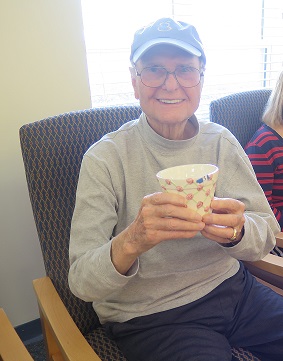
[175,66,201,88]
[141,67,167,87]
[139,66,201,88]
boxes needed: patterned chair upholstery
[209,88,272,148]
[20,104,141,360]
[20,104,261,361]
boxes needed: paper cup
[156,164,219,216]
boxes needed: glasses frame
[135,66,204,89]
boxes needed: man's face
[131,45,204,134]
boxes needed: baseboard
[15,318,43,345]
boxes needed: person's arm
[245,143,283,228]
[68,154,129,302]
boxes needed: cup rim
[156,164,219,182]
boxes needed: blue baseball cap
[130,17,206,65]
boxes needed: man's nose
[162,71,180,90]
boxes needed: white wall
[0,0,91,326]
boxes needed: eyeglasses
[135,65,203,88]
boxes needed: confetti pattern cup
[156,164,219,216]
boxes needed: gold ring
[229,227,238,242]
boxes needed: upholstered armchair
[20,102,281,361]
[20,105,141,361]
[209,88,272,148]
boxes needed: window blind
[81,0,283,121]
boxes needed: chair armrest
[247,254,283,277]
[276,232,283,248]
[33,277,101,361]
[0,308,33,361]
[244,253,283,293]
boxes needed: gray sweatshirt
[68,113,279,324]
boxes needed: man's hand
[111,192,205,274]
[201,197,245,245]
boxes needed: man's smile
[158,99,184,104]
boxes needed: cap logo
[157,21,172,32]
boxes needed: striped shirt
[245,124,283,228]
[245,124,283,256]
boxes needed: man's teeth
[159,99,182,104]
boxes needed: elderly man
[69,18,283,361]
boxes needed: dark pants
[104,263,283,361]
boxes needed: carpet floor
[26,339,47,361]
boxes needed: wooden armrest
[244,253,283,292]
[0,308,33,361]
[246,253,283,277]
[33,277,101,361]
[276,231,283,249]
[244,229,283,288]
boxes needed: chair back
[19,104,142,334]
[209,89,272,147]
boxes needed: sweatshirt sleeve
[68,152,139,302]
[214,130,280,260]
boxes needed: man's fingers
[143,192,187,207]
[203,213,245,228]
[141,199,203,222]
[210,197,245,214]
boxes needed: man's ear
[129,67,140,100]
[199,61,205,89]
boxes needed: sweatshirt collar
[137,112,200,152]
